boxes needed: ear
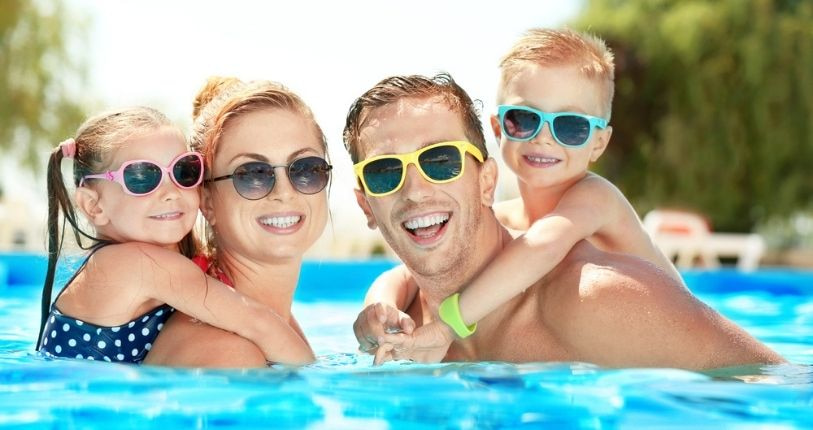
[478,158,498,207]
[200,186,216,226]
[489,114,502,144]
[354,188,378,229]
[75,187,109,227]
[589,126,612,163]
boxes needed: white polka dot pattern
[38,305,175,364]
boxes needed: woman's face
[203,107,328,263]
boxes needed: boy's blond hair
[499,28,615,119]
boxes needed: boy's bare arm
[455,176,619,325]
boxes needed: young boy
[359,28,683,361]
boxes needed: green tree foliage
[574,0,813,232]
[0,0,87,169]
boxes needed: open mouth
[149,211,183,220]
[258,215,303,231]
[402,213,450,242]
[524,155,560,167]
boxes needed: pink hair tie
[59,138,76,159]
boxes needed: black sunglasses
[206,156,332,200]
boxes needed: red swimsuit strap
[191,255,234,288]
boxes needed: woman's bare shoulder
[145,312,267,368]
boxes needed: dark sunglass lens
[289,157,330,194]
[233,162,275,200]
[363,158,404,194]
[123,162,162,194]
[418,145,462,181]
[553,115,591,146]
[504,108,541,139]
[172,155,203,187]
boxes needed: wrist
[438,293,477,338]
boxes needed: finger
[354,317,378,352]
[384,305,402,326]
[352,316,366,345]
[400,316,416,335]
[378,333,409,348]
[358,341,378,354]
[374,303,387,324]
[373,343,393,365]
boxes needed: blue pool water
[0,253,811,429]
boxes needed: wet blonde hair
[343,72,487,164]
[499,28,615,119]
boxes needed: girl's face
[203,108,328,263]
[88,127,200,250]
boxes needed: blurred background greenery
[1,0,811,265]
[0,1,87,169]
[573,0,813,261]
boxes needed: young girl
[37,106,313,365]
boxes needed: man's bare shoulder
[533,241,783,368]
[145,313,267,368]
[540,241,688,316]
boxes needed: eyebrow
[368,139,461,158]
[227,148,320,165]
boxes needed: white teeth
[526,155,558,163]
[404,214,449,230]
[152,212,179,219]
[260,215,301,228]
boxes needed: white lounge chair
[642,209,765,272]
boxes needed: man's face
[354,96,495,278]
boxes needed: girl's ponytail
[37,139,98,349]
[38,141,72,349]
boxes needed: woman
[145,78,332,367]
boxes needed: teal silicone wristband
[438,293,477,338]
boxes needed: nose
[268,166,295,201]
[530,121,556,146]
[399,162,434,202]
[156,172,181,201]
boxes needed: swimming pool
[1,253,811,429]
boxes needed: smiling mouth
[524,155,560,166]
[402,213,450,238]
[259,215,302,229]
[149,212,183,220]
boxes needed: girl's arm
[105,243,314,365]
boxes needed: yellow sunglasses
[353,140,484,197]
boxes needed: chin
[262,247,308,261]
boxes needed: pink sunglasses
[80,152,204,196]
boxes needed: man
[345,73,784,369]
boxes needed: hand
[374,320,455,365]
[353,302,415,354]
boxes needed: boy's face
[493,64,612,190]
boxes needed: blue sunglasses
[497,105,608,148]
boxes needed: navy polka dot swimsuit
[39,304,174,364]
